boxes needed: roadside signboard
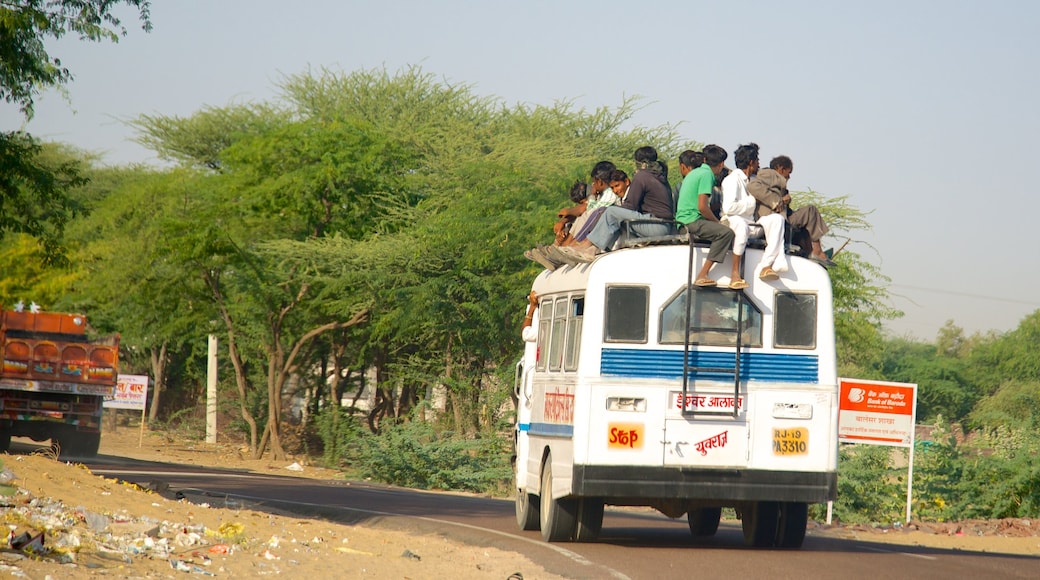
[837,377,919,523]
[104,374,149,411]
[838,378,917,447]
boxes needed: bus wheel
[741,501,779,547]
[775,502,808,549]
[539,455,577,542]
[573,497,604,542]
[688,507,722,537]
[0,429,10,453]
[515,485,540,531]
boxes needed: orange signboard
[838,378,917,447]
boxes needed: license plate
[772,427,809,455]
[608,423,644,450]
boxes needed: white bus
[513,239,838,548]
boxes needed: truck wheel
[775,502,808,549]
[573,497,604,542]
[688,507,722,537]
[515,485,540,531]
[56,431,101,458]
[741,501,779,547]
[538,454,577,542]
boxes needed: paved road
[28,445,1040,580]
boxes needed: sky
[4,0,1040,340]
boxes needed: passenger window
[535,298,551,372]
[659,287,762,347]
[547,297,567,371]
[775,292,817,349]
[563,296,584,371]
[604,286,648,343]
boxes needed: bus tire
[0,429,10,453]
[741,501,780,548]
[573,497,604,542]
[775,502,808,549]
[688,507,722,537]
[515,486,540,531]
[539,455,577,542]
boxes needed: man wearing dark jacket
[563,146,675,261]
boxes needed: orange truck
[0,310,119,457]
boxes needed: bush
[314,408,511,494]
[314,407,367,468]
[353,419,511,494]
[829,444,905,524]
[952,424,1040,519]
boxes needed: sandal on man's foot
[694,278,717,287]
[759,268,779,281]
[728,278,749,290]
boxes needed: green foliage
[131,103,287,171]
[313,407,367,468]
[876,338,977,423]
[0,233,77,307]
[910,420,960,521]
[832,415,1040,523]
[967,380,1040,431]
[965,311,1040,395]
[952,424,1040,519]
[0,134,84,261]
[349,415,511,494]
[830,444,905,524]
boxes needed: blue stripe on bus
[527,423,575,438]
[600,348,818,383]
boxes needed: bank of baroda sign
[838,378,917,447]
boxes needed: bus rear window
[774,292,817,349]
[660,287,762,347]
[604,286,648,343]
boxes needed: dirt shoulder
[2,426,1038,579]
[0,427,563,579]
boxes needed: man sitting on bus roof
[722,143,789,284]
[675,144,740,288]
[748,155,836,268]
[560,146,674,261]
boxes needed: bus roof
[532,245,833,302]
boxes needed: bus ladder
[680,233,744,419]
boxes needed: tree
[62,166,215,424]
[1,1,151,261]
[1,0,151,117]
[120,66,898,465]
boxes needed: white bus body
[514,242,838,548]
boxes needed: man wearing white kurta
[721,143,786,282]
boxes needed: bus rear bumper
[573,464,837,504]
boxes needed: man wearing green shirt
[676,145,741,288]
